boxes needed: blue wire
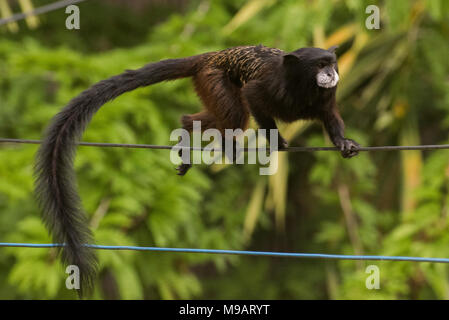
[1,243,449,263]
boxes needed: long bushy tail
[34,55,202,296]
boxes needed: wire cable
[2,138,449,152]
[1,0,448,270]
[0,243,448,263]
[0,0,87,26]
[2,137,449,263]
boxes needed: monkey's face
[283,46,340,89]
[316,61,339,88]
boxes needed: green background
[1,0,449,299]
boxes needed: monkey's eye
[317,62,327,68]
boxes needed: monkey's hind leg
[176,111,218,176]
[194,69,250,163]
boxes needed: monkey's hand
[278,136,289,150]
[335,138,360,158]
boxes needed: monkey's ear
[283,54,300,66]
[327,45,339,53]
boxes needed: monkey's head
[283,46,339,89]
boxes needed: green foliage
[1,0,449,299]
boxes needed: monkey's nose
[327,73,333,77]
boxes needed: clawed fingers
[278,137,288,150]
[340,138,360,158]
[176,163,192,176]
[342,149,359,158]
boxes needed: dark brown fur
[35,45,359,296]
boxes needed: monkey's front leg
[323,109,360,158]
[244,102,287,149]
[250,110,288,149]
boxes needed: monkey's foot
[176,163,192,176]
[337,138,360,158]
